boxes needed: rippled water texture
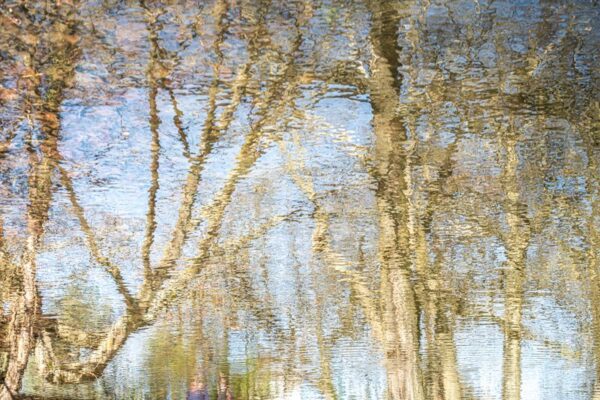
[0,0,599,399]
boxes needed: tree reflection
[0,2,80,397]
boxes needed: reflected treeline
[0,0,599,399]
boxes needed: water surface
[0,0,599,399]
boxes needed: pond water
[0,0,599,399]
